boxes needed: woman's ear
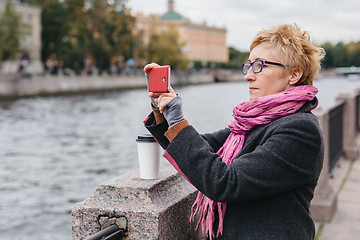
[289,68,303,85]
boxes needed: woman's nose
[244,69,255,82]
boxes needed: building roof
[161,11,183,20]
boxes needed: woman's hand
[144,63,177,113]
[144,62,160,75]
[149,87,177,113]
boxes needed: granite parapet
[72,166,197,240]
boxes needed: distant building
[0,0,42,73]
[134,0,229,63]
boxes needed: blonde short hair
[250,24,325,85]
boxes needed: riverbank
[0,70,244,99]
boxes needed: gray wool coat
[145,97,324,240]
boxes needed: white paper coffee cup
[136,134,160,179]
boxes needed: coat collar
[242,97,318,147]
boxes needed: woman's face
[244,43,293,101]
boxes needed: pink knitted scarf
[190,85,318,240]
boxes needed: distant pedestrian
[143,23,325,240]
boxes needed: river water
[1,75,360,240]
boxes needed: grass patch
[337,158,355,193]
[315,223,324,240]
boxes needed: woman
[144,24,325,240]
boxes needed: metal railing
[356,93,360,133]
[328,102,344,174]
[84,225,124,240]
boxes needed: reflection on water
[0,76,359,239]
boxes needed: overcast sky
[126,0,360,51]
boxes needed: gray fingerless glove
[150,97,159,109]
[163,96,184,127]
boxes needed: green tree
[0,0,21,61]
[83,0,133,73]
[227,47,249,68]
[332,42,351,67]
[36,0,70,63]
[86,0,112,73]
[353,42,360,67]
[147,24,188,69]
[348,41,360,67]
[31,0,134,73]
[63,0,87,72]
[132,29,146,67]
[106,7,136,63]
[321,42,334,69]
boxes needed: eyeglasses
[242,60,285,75]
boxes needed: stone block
[310,184,337,222]
[72,166,197,240]
[311,107,338,222]
[336,93,359,159]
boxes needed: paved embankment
[0,74,149,98]
[0,70,244,99]
[315,136,360,239]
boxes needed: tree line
[0,0,359,74]
[0,0,187,74]
[217,41,360,71]
[35,0,186,74]
[322,41,360,69]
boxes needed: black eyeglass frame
[242,60,285,75]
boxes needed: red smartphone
[148,65,170,93]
